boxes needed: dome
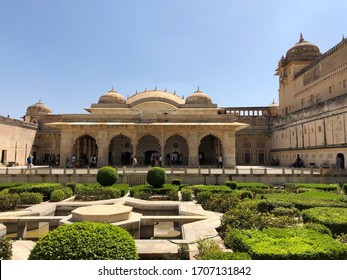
[185,88,212,105]
[127,89,185,107]
[98,88,126,104]
[285,33,321,63]
[26,101,52,115]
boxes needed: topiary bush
[225,181,237,190]
[172,178,182,186]
[28,222,138,260]
[0,238,13,260]
[146,167,167,188]
[96,166,119,187]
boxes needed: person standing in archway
[217,154,223,168]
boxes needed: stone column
[59,131,75,167]
[222,129,236,168]
[187,131,199,167]
[96,127,109,167]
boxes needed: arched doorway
[198,134,223,166]
[137,135,161,165]
[72,135,98,168]
[336,153,345,169]
[109,135,133,166]
[164,134,189,165]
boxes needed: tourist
[133,156,138,166]
[26,154,33,169]
[217,154,223,168]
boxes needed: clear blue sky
[1,0,346,119]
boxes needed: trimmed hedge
[28,222,138,260]
[130,184,179,197]
[8,183,62,200]
[0,182,28,192]
[19,192,43,204]
[284,183,339,192]
[197,238,251,260]
[171,179,182,186]
[0,192,20,211]
[225,181,237,190]
[261,191,347,211]
[236,182,271,190]
[181,187,193,201]
[75,185,121,201]
[146,167,167,188]
[302,207,347,235]
[225,227,347,260]
[220,200,298,237]
[192,185,232,196]
[97,166,119,186]
[201,192,241,213]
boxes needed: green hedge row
[261,191,347,210]
[8,183,62,200]
[284,183,339,192]
[236,182,271,190]
[0,191,44,210]
[192,185,232,196]
[75,184,125,201]
[225,227,347,260]
[82,183,129,197]
[302,207,347,235]
[0,182,28,192]
[130,184,179,196]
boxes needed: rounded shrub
[28,222,138,260]
[97,166,119,187]
[225,181,237,190]
[172,178,182,186]
[146,167,167,188]
[50,189,66,202]
[181,187,193,201]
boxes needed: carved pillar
[222,129,236,168]
[59,131,75,167]
[96,127,109,167]
[187,130,199,167]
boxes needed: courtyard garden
[1,166,347,260]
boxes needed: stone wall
[0,116,37,166]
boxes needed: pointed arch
[72,134,98,167]
[136,134,161,165]
[198,134,223,165]
[109,134,133,166]
[164,134,189,165]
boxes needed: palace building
[1,34,346,169]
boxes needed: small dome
[127,89,185,107]
[26,101,52,115]
[285,33,321,63]
[98,88,126,104]
[185,87,212,105]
